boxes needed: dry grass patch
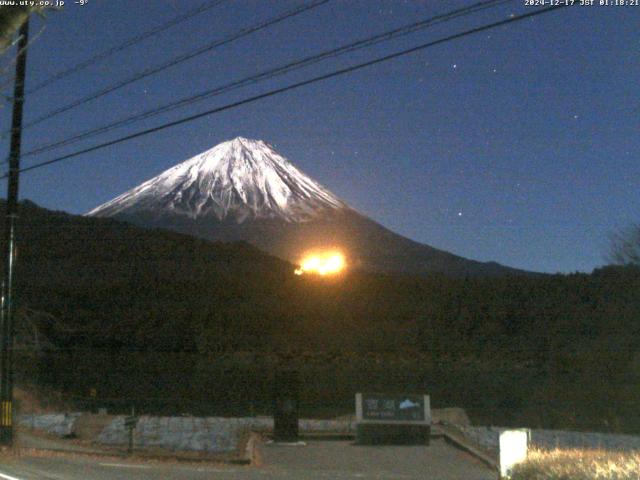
[509,448,640,480]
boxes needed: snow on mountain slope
[88,137,347,223]
[86,137,531,276]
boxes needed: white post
[499,429,529,478]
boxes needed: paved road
[0,455,246,480]
[0,438,496,479]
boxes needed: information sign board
[356,393,431,425]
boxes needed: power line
[4,4,569,180]
[0,22,47,99]
[22,0,514,159]
[14,0,331,132]
[25,0,230,96]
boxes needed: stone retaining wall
[18,413,83,437]
[18,413,354,453]
[97,416,251,453]
[98,416,354,453]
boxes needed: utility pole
[0,19,29,446]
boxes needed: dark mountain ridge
[2,199,640,433]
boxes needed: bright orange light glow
[294,251,346,276]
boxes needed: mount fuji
[88,137,525,276]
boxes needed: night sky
[0,0,638,273]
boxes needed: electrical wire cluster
[1,0,572,179]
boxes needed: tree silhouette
[608,224,640,266]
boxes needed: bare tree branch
[607,224,640,266]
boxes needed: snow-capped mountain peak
[87,137,348,223]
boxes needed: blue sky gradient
[1,0,638,273]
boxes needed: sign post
[89,388,97,413]
[273,369,300,442]
[124,406,138,455]
[355,393,431,445]
[499,429,529,478]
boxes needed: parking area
[259,438,497,480]
[0,430,498,479]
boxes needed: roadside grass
[509,448,640,480]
